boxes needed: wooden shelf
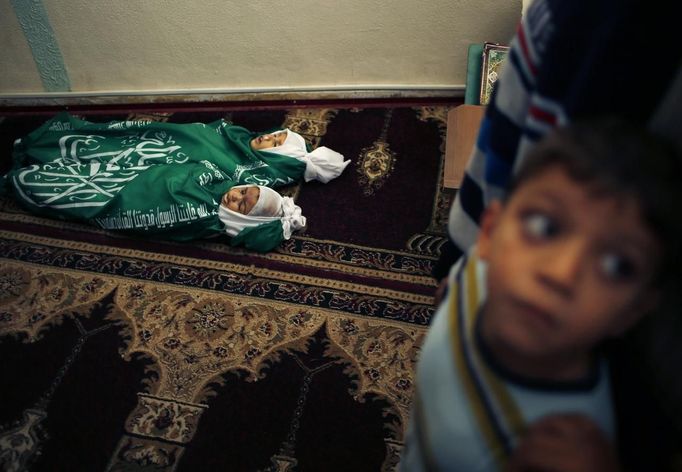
[443,104,485,191]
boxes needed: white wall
[0,0,521,97]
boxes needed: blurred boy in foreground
[401,119,682,471]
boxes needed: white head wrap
[248,185,282,217]
[260,129,351,183]
[218,185,306,239]
[265,129,307,159]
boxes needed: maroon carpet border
[0,220,436,297]
[0,96,462,116]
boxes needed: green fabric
[465,43,484,105]
[229,219,284,253]
[5,112,305,243]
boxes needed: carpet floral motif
[0,265,115,341]
[282,108,338,149]
[356,109,396,196]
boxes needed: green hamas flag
[5,112,306,241]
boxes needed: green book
[464,43,483,105]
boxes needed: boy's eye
[599,253,636,282]
[522,212,559,240]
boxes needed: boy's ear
[608,288,661,337]
[477,200,503,261]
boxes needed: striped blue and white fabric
[443,0,682,273]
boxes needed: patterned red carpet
[0,105,452,471]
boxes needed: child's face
[250,131,287,150]
[221,186,260,215]
[477,165,661,369]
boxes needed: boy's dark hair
[507,117,682,285]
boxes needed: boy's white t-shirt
[400,249,614,472]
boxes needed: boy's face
[221,186,260,215]
[250,131,287,150]
[477,165,660,369]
